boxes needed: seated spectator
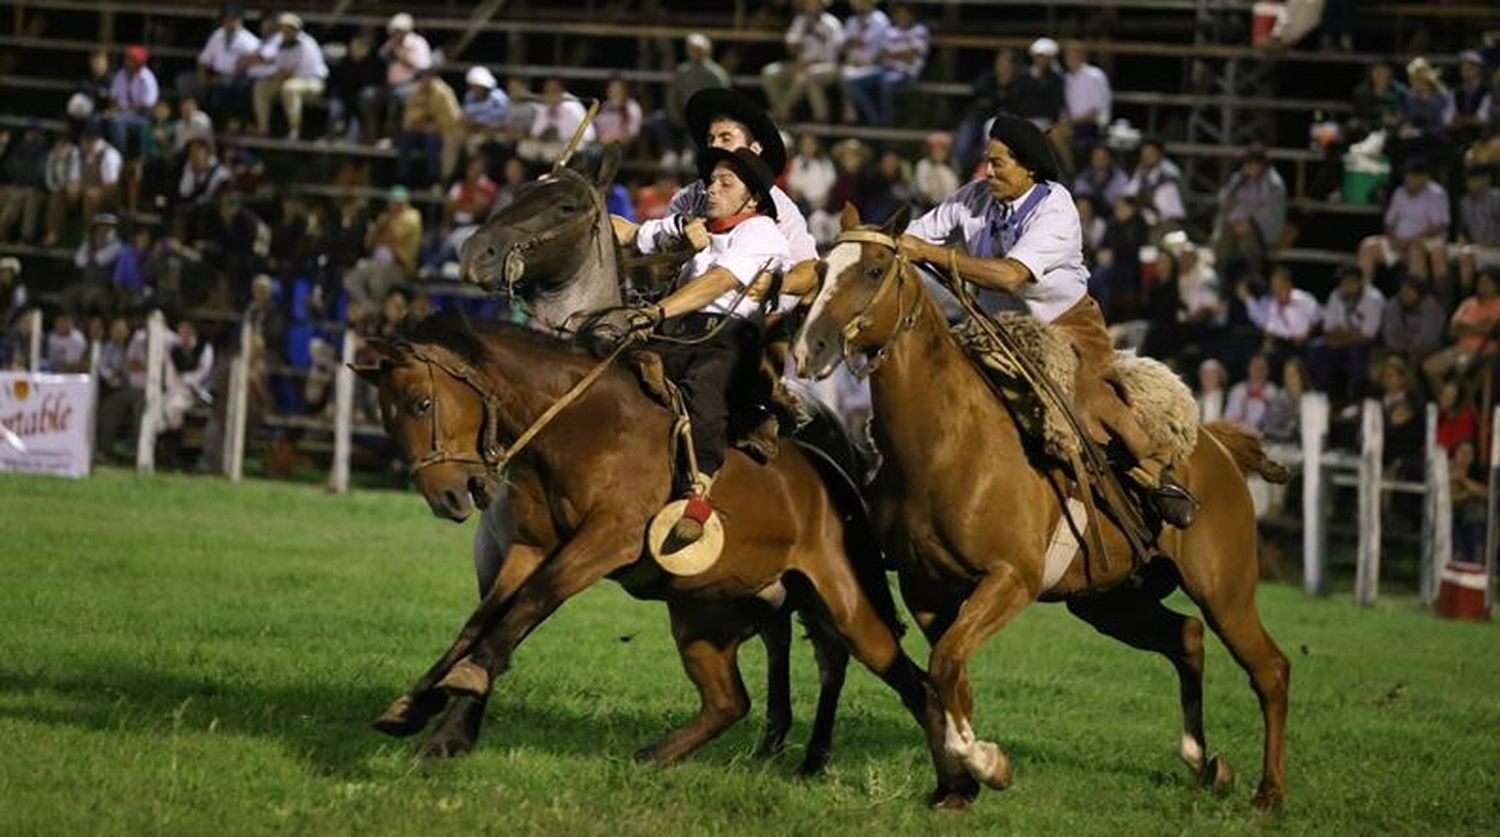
[1196,359,1228,423]
[3,306,38,369]
[842,3,927,126]
[461,65,511,163]
[112,227,154,308]
[1381,274,1448,363]
[1358,160,1450,288]
[1123,138,1186,235]
[326,34,384,143]
[646,34,729,166]
[1012,38,1065,132]
[378,287,410,336]
[46,120,119,247]
[1091,195,1149,321]
[41,133,81,246]
[1397,58,1452,166]
[1447,52,1492,145]
[268,195,316,282]
[955,49,1020,174]
[237,14,284,101]
[1450,440,1490,563]
[174,138,232,238]
[93,315,137,461]
[0,126,50,243]
[252,14,327,140]
[913,132,959,210]
[1059,41,1111,170]
[397,68,462,188]
[344,186,422,306]
[197,192,263,306]
[1259,357,1308,444]
[71,212,122,312]
[105,45,158,155]
[519,79,596,165]
[836,0,892,124]
[761,0,844,124]
[823,138,872,232]
[596,77,644,149]
[1225,353,1279,429]
[1422,270,1500,392]
[435,156,498,269]
[171,95,215,156]
[1436,379,1479,451]
[376,14,434,138]
[1457,164,1500,293]
[163,318,214,433]
[494,157,529,212]
[1212,145,1287,282]
[315,198,369,309]
[44,311,88,372]
[0,257,26,327]
[633,167,681,222]
[501,79,540,144]
[857,148,914,223]
[1379,355,1425,477]
[1076,196,1106,261]
[1241,264,1322,363]
[189,4,260,124]
[787,133,837,215]
[1308,267,1384,404]
[1072,144,1127,212]
[1351,59,1407,133]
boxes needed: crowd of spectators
[0,2,1495,523]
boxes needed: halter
[404,338,629,478]
[495,168,610,299]
[832,229,922,379]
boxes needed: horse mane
[391,307,604,369]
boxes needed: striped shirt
[1460,187,1500,247]
[842,10,890,66]
[878,23,929,76]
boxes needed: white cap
[465,65,497,89]
[686,33,711,52]
[0,256,20,276]
[1161,230,1191,254]
[388,12,414,33]
[277,12,302,30]
[1029,37,1059,57]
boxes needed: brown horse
[354,311,977,799]
[791,206,1291,810]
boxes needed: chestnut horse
[355,311,976,799]
[792,207,1291,810]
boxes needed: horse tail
[1203,421,1292,484]
[794,441,906,638]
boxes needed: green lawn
[1,469,1497,835]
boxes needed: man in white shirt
[625,88,817,272]
[44,311,88,372]
[189,4,260,118]
[898,113,1197,526]
[376,13,433,137]
[761,0,844,123]
[1123,138,1186,234]
[600,148,791,546]
[107,45,159,154]
[517,78,596,164]
[842,3,928,126]
[252,14,328,140]
[836,0,891,123]
[1357,159,1451,286]
[1308,267,1384,403]
[1240,265,1322,363]
[1060,40,1111,157]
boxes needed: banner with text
[0,372,94,478]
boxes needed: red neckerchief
[706,212,758,234]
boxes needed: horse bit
[833,229,922,379]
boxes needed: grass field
[2,469,1498,835]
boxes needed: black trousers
[657,315,760,479]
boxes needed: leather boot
[1150,467,1198,529]
[667,472,717,545]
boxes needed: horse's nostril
[484,246,497,261]
[444,488,464,510]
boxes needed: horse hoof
[1251,783,1284,812]
[929,790,975,811]
[964,741,1012,791]
[1202,756,1234,794]
[796,751,831,778]
[418,735,473,759]
[372,693,439,738]
[754,733,788,760]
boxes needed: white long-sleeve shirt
[1064,63,1112,126]
[786,12,844,65]
[1322,285,1385,340]
[274,32,328,80]
[1247,289,1322,340]
[841,10,891,67]
[635,181,817,269]
[198,25,262,76]
[678,216,791,319]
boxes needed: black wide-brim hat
[697,147,779,220]
[988,113,1062,183]
[685,88,787,175]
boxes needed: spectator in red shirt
[1422,270,1500,392]
[434,155,498,272]
[1435,379,1479,451]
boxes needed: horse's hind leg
[754,611,794,758]
[635,600,753,765]
[798,614,850,776]
[1066,588,1231,791]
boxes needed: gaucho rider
[899,114,1198,527]
[602,148,790,546]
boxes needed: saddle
[953,314,1199,466]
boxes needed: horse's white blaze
[1180,730,1205,771]
[796,242,862,367]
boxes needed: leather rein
[834,229,922,379]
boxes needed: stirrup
[1150,470,1199,529]
[668,494,714,544]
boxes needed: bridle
[402,338,629,477]
[832,229,922,379]
[493,168,610,299]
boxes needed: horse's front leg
[420,516,643,758]
[372,541,547,737]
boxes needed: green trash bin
[1342,154,1390,206]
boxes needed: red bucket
[1436,562,1491,622]
[1251,3,1284,47]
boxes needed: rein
[407,339,630,477]
[834,229,921,379]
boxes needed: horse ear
[839,203,861,232]
[349,362,384,384]
[593,144,622,189]
[882,205,912,237]
[365,336,407,361]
